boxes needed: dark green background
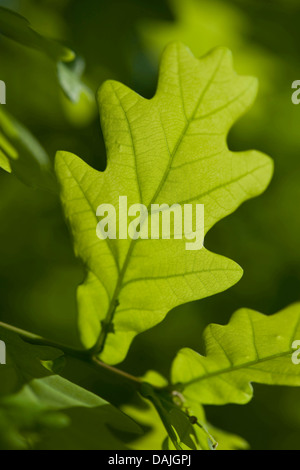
[1,0,300,450]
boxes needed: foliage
[0,6,91,102]
[1,0,300,450]
[172,305,300,405]
[55,42,273,364]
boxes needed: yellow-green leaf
[56,43,273,365]
[172,304,300,405]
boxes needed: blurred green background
[1,0,300,450]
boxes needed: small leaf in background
[0,132,16,173]
[140,382,203,450]
[57,57,97,126]
[0,6,74,62]
[0,326,64,396]
[0,108,56,190]
[138,381,242,450]
[172,304,300,405]
[175,397,249,450]
[139,0,278,93]
[57,57,93,104]
[56,42,273,365]
[125,381,248,450]
[0,389,70,451]
[0,326,141,450]
[140,370,169,389]
[0,6,93,104]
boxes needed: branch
[0,321,142,388]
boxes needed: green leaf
[0,389,69,451]
[139,382,227,450]
[0,6,74,62]
[126,383,247,450]
[122,397,170,451]
[0,147,12,173]
[0,108,56,190]
[56,42,273,365]
[57,58,94,104]
[174,397,248,450]
[0,326,63,397]
[140,370,169,388]
[0,376,142,450]
[0,327,141,449]
[0,6,92,103]
[140,383,205,450]
[171,304,300,405]
[140,0,276,94]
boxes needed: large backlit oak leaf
[56,43,273,364]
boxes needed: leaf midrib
[180,348,294,389]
